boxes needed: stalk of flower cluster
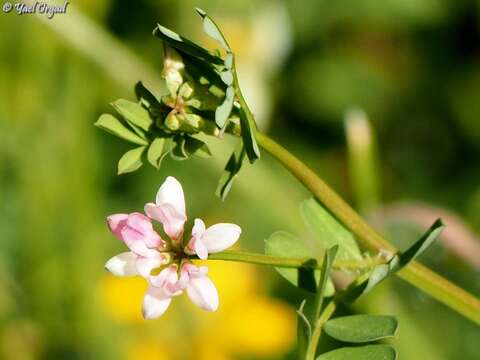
[254,131,480,325]
[204,250,386,271]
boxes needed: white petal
[194,240,209,260]
[186,275,219,311]
[155,176,186,218]
[142,286,172,320]
[135,255,166,278]
[191,218,206,237]
[105,252,138,276]
[201,223,242,254]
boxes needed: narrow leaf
[118,146,146,175]
[94,114,148,146]
[135,82,162,109]
[238,106,261,163]
[397,218,444,268]
[316,345,397,360]
[170,137,188,160]
[265,231,334,295]
[314,246,338,319]
[215,86,234,129]
[324,315,398,343]
[216,143,245,200]
[297,300,312,359]
[147,137,166,169]
[195,8,231,51]
[346,219,444,300]
[184,136,212,158]
[153,24,223,65]
[112,99,153,132]
[300,198,362,260]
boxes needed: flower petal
[186,274,219,311]
[155,176,186,218]
[135,254,166,278]
[191,218,206,238]
[145,202,186,239]
[129,240,162,258]
[201,223,242,254]
[105,252,138,276]
[106,214,128,239]
[194,239,209,260]
[142,286,172,320]
[127,212,163,248]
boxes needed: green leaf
[184,136,212,158]
[297,300,311,359]
[112,99,153,132]
[300,198,362,261]
[195,8,231,51]
[316,345,397,360]
[346,219,444,301]
[324,315,398,343]
[215,86,234,129]
[153,24,223,65]
[147,137,167,169]
[314,246,338,319]
[238,106,261,163]
[397,218,444,268]
[220,70,234,86]
[216,143,245,200]
[170,137,188,160]
[94,114,148,146]
[135,82,162,109]
[117,146,146,175]
[265,231,334,295]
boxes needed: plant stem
[204,250,384,270]
[255,131,480,325]
[306,300,337,360]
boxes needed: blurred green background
[1,0,479,359]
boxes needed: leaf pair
[317,315,398,359]
[346,219,444,301]
[265,198,363,294]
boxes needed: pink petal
[129,240,162,258]
[201,223,241,254]
[149,265,183,296]
[106,214,128,239]
[142,286,172,320]
[145,202,186,240]
[155,176,186,217]
[186,274,219,311]
[135,254,166,278]
[126,212,153,232]
[126,213,163,248]
[105,252,138,276]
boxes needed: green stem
[256,131,480,325]
[306,300,337,360]
[203,250,385,270]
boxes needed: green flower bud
[165,112,181,131]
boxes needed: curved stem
[306,300,337,360]
[256,131,480,325]
[203,250,385,270]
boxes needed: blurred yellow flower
[100,260,295,359]
[100,275,147,324]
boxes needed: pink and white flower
[105,212,168,278]
[104,176,241,319]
